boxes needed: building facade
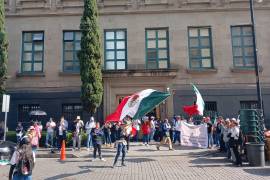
[3,0,270,129]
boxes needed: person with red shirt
[141,117,151,146]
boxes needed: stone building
[3,0,270,129]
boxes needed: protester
[15,122,24,143]
[204,117,213,149]
[173,116,181,145]
[112,122,129,168]
[33,122,41,148]
[91,122,106,161]
[27,126,39,154]
[153,119,162,142]
[104,122,112,147]
[149,116,156,142]
[156,118,173,150]
[223,118,231,158]
[45,118,56,148]
[187,117,194,125]
[215,116,223,148]
[132,119,141,142]
[85,116,96,151]
[141,117,150,146]
[228,118,242,166]
[169,116,176,143]
[110,123,117,143]
[9,136,35,180]
[56,117,67,150]
[72,116,84,151]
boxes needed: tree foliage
[0,0,8,96]
[78,0,103,115]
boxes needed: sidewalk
[1,143,270,180]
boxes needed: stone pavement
[1,143,270,180]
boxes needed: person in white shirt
[149,116,156,142]
[85,116,96,151]
[132,119,141,142]
[173,116,182,145]
[45,118,56,148]
[228,118,242,166]
[72,116,84,151]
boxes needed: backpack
[16,151,34,176]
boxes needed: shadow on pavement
[126,157,156,163]
[189,157,228,165]
[189,164,232,168]
[44,169,91,180]
[79,165,112,169]
[135,148,156,152]
[243,168,270,176]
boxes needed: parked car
[0,140,17,165]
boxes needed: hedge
[6,131,88,147]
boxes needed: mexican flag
[105,89,170,122]
[192,84,205,116]
[183,84,205,116]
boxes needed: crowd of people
[5,114,245,179]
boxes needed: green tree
[78,0,103,115]
[0,0,8,96]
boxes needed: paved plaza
[1,143,270,180]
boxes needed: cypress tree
[0,0,8,96]
[78,0,103,115]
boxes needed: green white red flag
[183,84,205,116]
[105,89,170,122]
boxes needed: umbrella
[29,110,47,116]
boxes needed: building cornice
[5,5,270,18]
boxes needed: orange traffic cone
[60,140,66,161]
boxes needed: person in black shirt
[91,122,106,161]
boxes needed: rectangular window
[240,101,258,109]
[62,104,83,123]
[63,31,81,72]
[188,27,213,69]
[104,29,127,70]
[18,104,40,122]
[21,32,44,73]
[204,101,218,118]
[146,28,169,69]
[231,25,255,68]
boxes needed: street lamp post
[249,0,264,116]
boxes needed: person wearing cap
[9,136,35,180]
[228,118,242,166]
[72,116,84,151]
[85,116,96,151]
[45,118,56,148]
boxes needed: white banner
[180,122,208,149]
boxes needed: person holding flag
[112,119,131,168]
